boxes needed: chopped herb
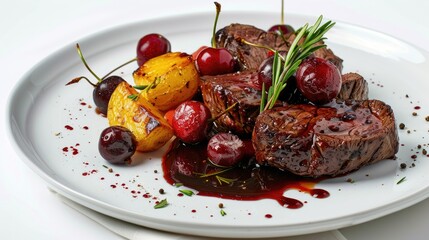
[174,183,183,187]
[197,167,233,178]
[145,76,161,92]
[127,94,139,101]
[133,85,148,90]
[220,209,227,216]
[154,199,168,209]
[179,189,194,196]
[215,175,237,185]
[397,176,406,185]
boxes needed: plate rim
[6,11,429,238]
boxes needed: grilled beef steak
[252,100,398,177]
[337,72,369,100]
[201,70,368,136]
[215,23,343,72]
[200,70,262,135]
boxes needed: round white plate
[7,12,429,238]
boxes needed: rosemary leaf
[215,175,238,185]
[154,199,168,209]
[127,94,139,101]
[397,176,406,185]
[179,189,194,196]
[133,85,148,90]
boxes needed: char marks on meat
[252,100,398,177]
[200,70,262,135]
[216,23,343,72]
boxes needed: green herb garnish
[220,209,227,216]
[133,85,149,90]
[197,167,233,178]
[127,94,139,101]
[215,175,237,185]
[260,15,335,112]
[397,176,406,185]
[154,199,168,209]
[179,189,194,196]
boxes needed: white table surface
[1,0,429,239]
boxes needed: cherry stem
[209,102,238,122]
[240,38,285,61]
[65,76,97,87]
[76,43,102,83]
[211,2,222,48]
[101,57,137,80]
[281,0,284,25]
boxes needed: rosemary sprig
[261,15,335,112]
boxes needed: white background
[1,0,429,239]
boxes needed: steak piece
[252,100,399,177]
[200,70,262,136]
[338,72,369,100]
[215,24,288,71]
[200,71,367,136]
[216,23,343,71]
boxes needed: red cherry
[98,126,137,164]
[136,33,171,66]
[268,24,294,35]
[172,101,212,144]
[207,133,246,167]
[295,57,341,104]
[192,46,209,60]
[195,47,236,76]
[257,56,275,91]
[92,76,125,115]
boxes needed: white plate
[7,12,429,238]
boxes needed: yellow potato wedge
[107,82,173,152]
[133,52,199,111]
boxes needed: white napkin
[55,193,346,240]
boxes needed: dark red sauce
[162,139,329,209]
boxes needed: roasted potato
[107,82,173,152]
[133,52,199,111]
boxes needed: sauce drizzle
[162,139,329,209]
